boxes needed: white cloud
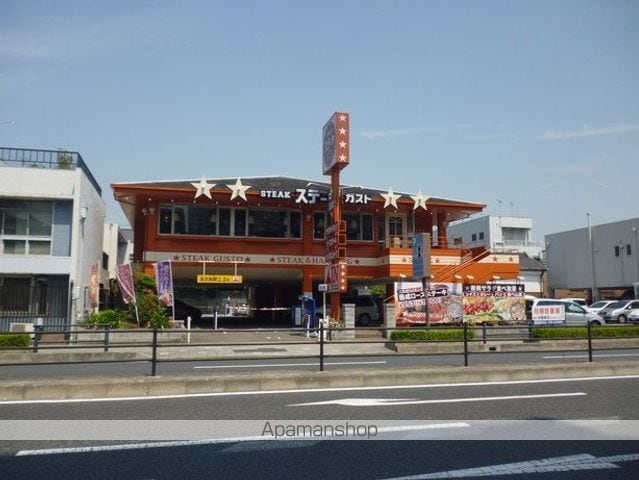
[544,161,603,175]
[540,124,639,140]
[358,125,437,140]
[0,10,166,61]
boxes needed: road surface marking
[289,392,587,407]
[1,375,636,405]
[15,423,468,456]
[543,353,639,359]
[380,453,639,479]
[193,361,387,369]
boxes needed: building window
[102,253,109,270]
[0,200,52,255]
[615,245,620,257]
[314,212,326,239]
[247,209,301,238]
[343,212,373,241]
[627,244,632,256]
[479,232,485,240]
[471,233,477,242]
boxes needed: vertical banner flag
[89,262,99,308]
[115,263,136,305]
[153,260,174,306]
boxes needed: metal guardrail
[1,323,638,376]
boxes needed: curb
[1,361,639,401]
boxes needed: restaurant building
[112,176,520,322]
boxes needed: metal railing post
[463,322,469,367]
[104,326,110,352]
[319,320,325,372]
[587,322,593,363]
[33,325,43,353]
[151,327,158,376]
[482,323,487,345]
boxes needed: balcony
[0,147,101,196]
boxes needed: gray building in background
[545,217,639,301]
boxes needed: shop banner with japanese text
[153,260,174,307]
[463,284,526,325]
[394,282,463,326]
[115,263,136,305]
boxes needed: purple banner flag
[115,264,136,305]
[153,260,174,307]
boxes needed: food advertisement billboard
[462,284,526,325]
[394,282,463,326]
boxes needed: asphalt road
[1,377,639,479]
[2,348,639,379]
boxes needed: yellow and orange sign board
[197,274,243,284]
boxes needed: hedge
[0,333,31,348]
[391,328,474,341]
[530,326,639,339]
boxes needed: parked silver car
[586,300,617,315]
[627,308,639,325]
[531,299,605,325]
[598,299,639,324]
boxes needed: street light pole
[587,212,597,303]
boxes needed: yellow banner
[197,274,243,284]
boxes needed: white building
[0,147,105,330]
[102,223,133,280]
[545,217,639,301]
[447,215,543,259]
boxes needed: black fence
[0,286,69,332]
[1,323,638,376]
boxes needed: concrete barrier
[1,361,639,401]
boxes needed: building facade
[545,217,639,301]
[447,215,543,259]
[112,176,521,322]
[0,147,105,330]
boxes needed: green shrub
[84,309,130,328]
[531,326,639,339]
[391,328,474,341]
[0,333,30,348]
[137,292,170,329]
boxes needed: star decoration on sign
[191,175,215,199]
[410,189,429,211]
[380,187,402,209]
[227,178,251,201]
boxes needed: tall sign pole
[322,112,350,324]
[412,232,432,326]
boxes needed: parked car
[586,300,617,315]
[530,298,605,325]
[316,295,381,326]
[598,299,639,324]
[560,298,588,308]
[167,299,202,323]
[628,308,639,324]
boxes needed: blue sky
[1,0,638,240]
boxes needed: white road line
[543,353,639,359]
[193,361,387,369]
[1,375,637,405]
[15,423,469,457]
[289,392,587,407]
[380,453,639,479]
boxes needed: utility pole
[587,213,597,302]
